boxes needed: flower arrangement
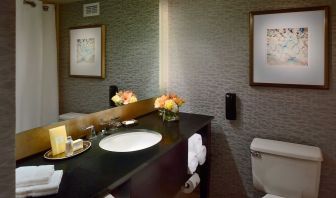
[111,90,138,106]
[154,94,185,121]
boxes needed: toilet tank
[250,138,323,198]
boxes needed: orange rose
[155,93,185,109]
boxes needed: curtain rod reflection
[23,0,36,7]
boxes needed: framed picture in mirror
[69,25,106,78]
[249,6,329,89]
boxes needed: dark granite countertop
[16,111,213,198]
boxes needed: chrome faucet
[100,117,122,135]
[83,125,97,140]
[108,117,122,130]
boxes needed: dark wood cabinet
[112,124,212,198]
[131,139,188,198]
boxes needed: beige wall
[0,0,15,197]
[168,0,336,197]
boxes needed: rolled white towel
[188,134,202,154]
[16,165,55,188]
[16,170,63,198]
[188,151,198,174]
[196,145,207,165]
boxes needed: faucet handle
[103,117,121,131]
[83,125,97,140]
[83,125,94,130]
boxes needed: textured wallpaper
[0,0,15,197]
[59,0,159,114]
[168,0,336,197]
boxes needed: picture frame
[69,25,106,79]
[249,6,329,89]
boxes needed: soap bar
[73,139,83,151]
[49,126,67,156]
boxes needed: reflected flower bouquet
[111,90,137,106]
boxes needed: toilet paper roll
[182,173,200,194]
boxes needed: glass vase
[161,109,179,122]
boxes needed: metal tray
[43,141,91,160]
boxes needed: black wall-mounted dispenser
[226,93,236,120]
[109,85,118,107]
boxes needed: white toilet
[250,138,323,198]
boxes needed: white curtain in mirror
[42,4,59,127]
[16,1,59,133]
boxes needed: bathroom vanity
[16,111,213,198]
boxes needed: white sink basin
[99,129,162,152]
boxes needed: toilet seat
[263,194,285,198]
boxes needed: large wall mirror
[16,0,160,133]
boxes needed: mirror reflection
[16,0,160,133]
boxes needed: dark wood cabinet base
[111,124,212,198]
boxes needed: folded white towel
[16,165,55,188]
[188,134,203,154]
[196,145,207,165]
[188,151,198,174]
[16,170,63,198]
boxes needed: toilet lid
[263,194,285,198]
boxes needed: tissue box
[49,126,67,156]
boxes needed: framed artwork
[69,25,106,78]
[249,6,329,89]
